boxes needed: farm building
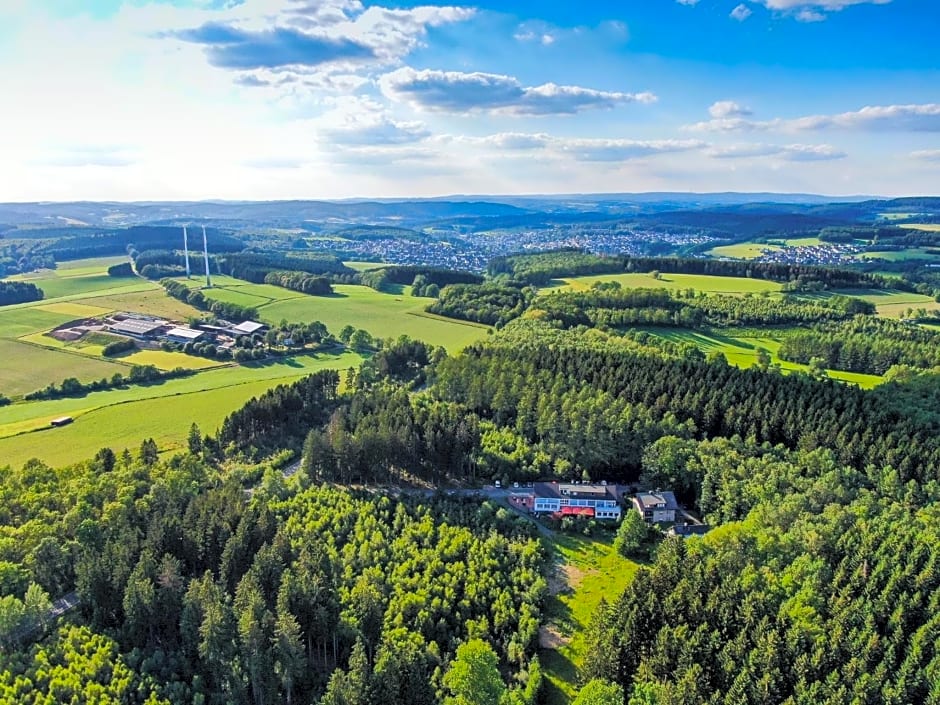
[230,320,267,337]
[633,491,679,524]
[109,318,167,339]
[164,327,206,344]
[512,482,623,520]
[50,416,73,427]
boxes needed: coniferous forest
[2,272,940,703]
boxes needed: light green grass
[541,534,639,704]
[74,288,200,320]
[0,351,363,468]
[117,349,225,370]
[707,242,783,259]
[0,307,75,338]
[0,339,127,397]
[257,284,489,351]
[797,289,940,318]
[8,273,137,299]
[860,249,939,262]
[56,256,128,274]
[342,261,385,272]
[546,272,782,296]
[705,237,824,260]
[899,224,940,232]
[35,301,113,317]
[637,328,883,389]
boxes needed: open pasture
[899,223,940,232]
[0,339,127,397]
[0,350,363,468]
[195,282,490,351]
[545,272,782,295]
[637,328,883,388]
[74,287,200,320]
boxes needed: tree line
[0,281,43,307]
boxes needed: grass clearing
[257,284,489,351]
[36,301,114,317]
[56,256,128,274]
[0,339,127,397]
[342,261,384,271]
[860,249,939,262]
[0,307,75,338]
[899,223,940,232]
[74,287,200,320]
[546,272,782,295]
[0,350,363,468]
[635,327,883,388]
[540,533,639,704]
[117,349,225,370]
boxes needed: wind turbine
[202,225,212,288]
[182,226,191,278]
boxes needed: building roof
[533,482,620,501]
[165,327,204,340]
[232,320,266,335]
[109,319,166,336]
[634,491,679,511]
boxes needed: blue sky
[0,0,937,199]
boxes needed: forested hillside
[2,262,940,704]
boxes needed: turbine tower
[182,226,191,278]
[202,225,212,288]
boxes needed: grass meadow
[546,272,783,295]
[540,533,639,704]
[0,350,363,468]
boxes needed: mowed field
[705,237,825,260]
[0,351,363,469]
[0,257,486,469]
[545,272,782,295]
[636,328,883,389]
[187,277,490,351]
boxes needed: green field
[705,237,824,260]
[342,260,384,271]
[798,289,940,318]
[75,287,202,320]
[0,339,128,397]
[541,534,639,704]
[637,328,883,388]
[860,249,939,262]
[546,272,782,295]
[191,280,489,351]
[899,223,940,232]
[0,350,363,468]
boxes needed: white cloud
[753,0,892,21]
[710,101,753,119]
[912,149,940,162]
[731,4,753,21]
[676,0,700,5]
[379,67,656,116]
[448,133,706,162]
[707,142,845,161]
[795,9,827,21]
[164,1,475,82]
[687,103,940,133]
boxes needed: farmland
[0,350,362,468]
[0,257,486,467]
[193,279,490,351]
[546,272,782,295]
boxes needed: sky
[0,0,937,200]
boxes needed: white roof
[232,320,265,334]
[165,327,204,340]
